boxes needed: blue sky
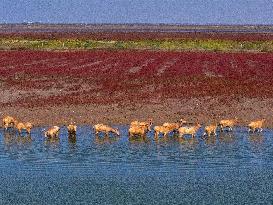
[1,0,273,24]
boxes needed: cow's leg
[154,132,158,138]
[163,132,167,138]
[248,128,251,133]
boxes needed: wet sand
[1,97,273,127]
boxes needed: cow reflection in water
[129,135,151,144]
[4,130,32,144]
[16,135,32,144]
[178,137,198,151]
[203,135,217,146]
[44,137,60,146]
[3,131,32,157]
[3,131,17,145]
[43,137,61,154]
[94,134,119,145]
[154,133,179,144]
[219,132,236,144]
[68,132,77,144]
[249,133,264,145]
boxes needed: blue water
[0,126,273,204]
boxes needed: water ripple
[1,126,273,204]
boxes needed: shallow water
[0,126,273,204]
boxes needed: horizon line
[0,23,273,27]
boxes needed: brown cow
[248,119,265,133]
[67,124,77,135]
[45,126,60,138]
[203,124,218,136]
[16,122,33,135]
[154,125,173,138]
[3,116,18,130]
[162,119,187,132]
[128,124,149,138]
[130,119,153,131]
[219,118,237,132]
[178,123,202,138]
[94,124,120,136]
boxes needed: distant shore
[0,24,273,52]
[1,23,273,33]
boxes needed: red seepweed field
[1,49,273,126]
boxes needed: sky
[1,0,273,25]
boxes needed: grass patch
[0,37,273,52]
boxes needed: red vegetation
[0,50,273,108]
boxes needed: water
[0,126,273,204]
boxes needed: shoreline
[1,97,273,128]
